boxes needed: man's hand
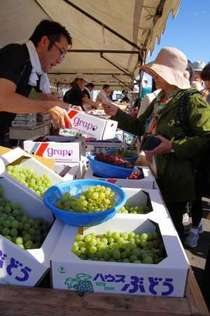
[144,135,172,158]
[48,106,71,129]
[102,103,118,117]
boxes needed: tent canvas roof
[0,0,180,88]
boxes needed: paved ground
[185,202,210,309]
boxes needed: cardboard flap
[1,147,30,165]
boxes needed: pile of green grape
[57,185,116,213]
[72,231,165,264]
[119,204,151,214]
[0,186,50,249]
[6,165,52,196]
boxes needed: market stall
[0,0,209,315]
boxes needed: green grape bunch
[0,186,50,249]
[57,185,116,213]
[71,231,165,264]
[6,165,52,196]
[119,204,151,214]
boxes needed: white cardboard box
[0,147,63,199]
[119,187,170,219]
[51,217,189,297]
[24,136,85,163]
[0,175,63,286]
[67,109,118,140]
[84,167,155,189]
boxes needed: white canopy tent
[0,0,180,88]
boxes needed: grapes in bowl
[43,179,126,227]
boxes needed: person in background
[84,82,95,100]
[0,20,72,146]
[63,76,99,111]
[102,47,210,242]
[137,80,161,117]
[96,84,115,106]
[120,90,130,103]
[191,60,206,91]
[140,79,152,100]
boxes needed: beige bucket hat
[141,47,191,89]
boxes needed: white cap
[192,61,206,72]
[74,73,89,82]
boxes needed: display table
[0,269,208,316]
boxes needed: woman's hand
[144,135,172,157]
[102,103,118,117]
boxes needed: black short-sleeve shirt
[0,43,33,134]
[63,84,85,110]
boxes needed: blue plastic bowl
[43,179,126,227]
[88,155,134,178]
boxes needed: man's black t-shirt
[0,43,33,135]
[63,84,85,110]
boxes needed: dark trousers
[165,201,187,240]
[190,197,202,227]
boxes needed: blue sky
[149,0,210,63]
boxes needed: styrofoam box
[84,166,155,189]
[0,176,63,286]
[23,136,85,163]
[51,217,189,297]
[0,147,63,199]
[118,187,170,219]
[67,109,118,140]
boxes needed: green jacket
[113,89,210,202]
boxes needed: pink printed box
[66,109,118,140]
[24,138,84,163]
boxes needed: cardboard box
[84,167,155,189]
[24,136,85,163]
[51,217,189,297]
[0,147,63,199]
[0,175,63,286]
[67,109,118,140]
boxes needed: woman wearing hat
[103,47,210,243]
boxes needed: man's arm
[0,79,71,128]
